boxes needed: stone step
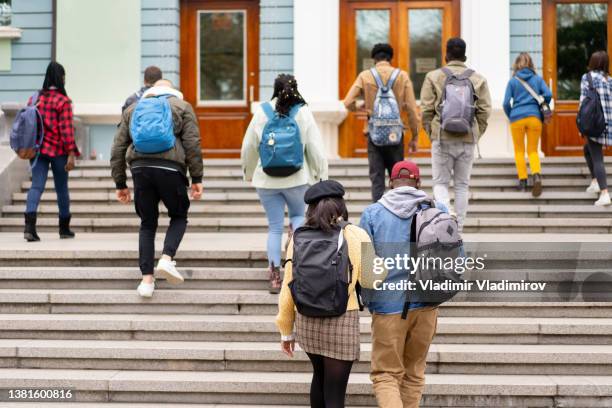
[0,267,604,290]
[1,314,611,344]
[47,165,612,181]
[0,368,611,406]
[1,288,609,317]
[4,203,612,219]
[11,191,610,207]
[0,233,610,268]
[1,339,611,375]
[1,216,611,233]
[21,177,602,193]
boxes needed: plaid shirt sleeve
[58,99,79,156]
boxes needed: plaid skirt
[295,310,360,361]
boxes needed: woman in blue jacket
[503,52,552,196]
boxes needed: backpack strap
[288,103,301,119]
[336,220,363,311]
[441,67,455,79]
[458,69,475,80]
[261,102,276,121]
[370,68,386,90]
[587,72,597,91]
[515,76,544,105]
[386,68,401,90]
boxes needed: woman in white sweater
[241,74,328,293]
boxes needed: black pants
[132,167,190,275]
[306,352,354,408]
[584,138,608,190]
[367,138,404,202]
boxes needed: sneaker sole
[138,291,154,298]
[157,267,184,285]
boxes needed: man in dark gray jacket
[111,79,203,297]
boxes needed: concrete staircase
[0,158,611,407]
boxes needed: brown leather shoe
[532,173,543,198]
[269,265,282,294]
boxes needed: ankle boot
[59,215,75,239]
[532,173,543,198]
[24,212,40,242]
[517,179,528,192]
[268,263,282,294]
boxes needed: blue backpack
[10,91,44,160]
[259,102,303,177]
[368,68,404,146]
[130,95,176,154]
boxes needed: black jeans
[132,167,190,275]
[367,138,405,202]
[584,138,608,190]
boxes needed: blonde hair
[512,52,536,75]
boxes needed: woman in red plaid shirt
[24,62,80,242]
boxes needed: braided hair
[271,74,306,116]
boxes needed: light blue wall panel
[509,0,543,72]
[0,0,53,103]
[259,0,294,99]
[141,0,180,87]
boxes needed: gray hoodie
[378,186,430,219]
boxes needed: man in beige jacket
[343,43,420,202]
[420,38,492,232]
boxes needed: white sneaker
[156,258,184,285]
[586,180,601,194]
[594,192,611,207]
[137,280,155,298]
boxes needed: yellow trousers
[510,117,542,180]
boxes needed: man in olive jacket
[110,79,203,298]
[420,38,491,232]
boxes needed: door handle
[249,85,255,103]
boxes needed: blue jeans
[256,184,308,267]
[25,154,70,218]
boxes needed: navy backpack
[577,73,606,139]
[10,91,44,161]
[259,102,303,177]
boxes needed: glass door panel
[556,3,607,101]
[356,9,391,72]
[408,8,443,98]
[198,10,246,106]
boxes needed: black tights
[306,352,353,408]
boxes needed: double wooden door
[543,0,612,155]
[339,0,460,157]
[180,0,259,157]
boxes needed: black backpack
[288,221,361,317]
[577,73,606,139]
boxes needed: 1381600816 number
[2,388,75,401]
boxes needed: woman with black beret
[276,180,374,408]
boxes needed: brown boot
[268,264,282,294]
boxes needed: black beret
[304,180,345,204]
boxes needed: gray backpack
[439,67,476,135]
[288,221,362,317]
[402,200,464,318]
[10,91,44,161]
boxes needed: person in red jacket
[24,61,80,241]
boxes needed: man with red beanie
[359,160,447,408]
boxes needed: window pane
[356,10,390,72]
[199,11,245,102]
[409,9,443,98]
[556,3,607,100]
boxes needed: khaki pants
[370,307,439,408]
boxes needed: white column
[461,0,513,158]
[294,0,346,158]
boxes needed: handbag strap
[515,76,544,105]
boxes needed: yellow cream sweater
[275,224,374,337]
